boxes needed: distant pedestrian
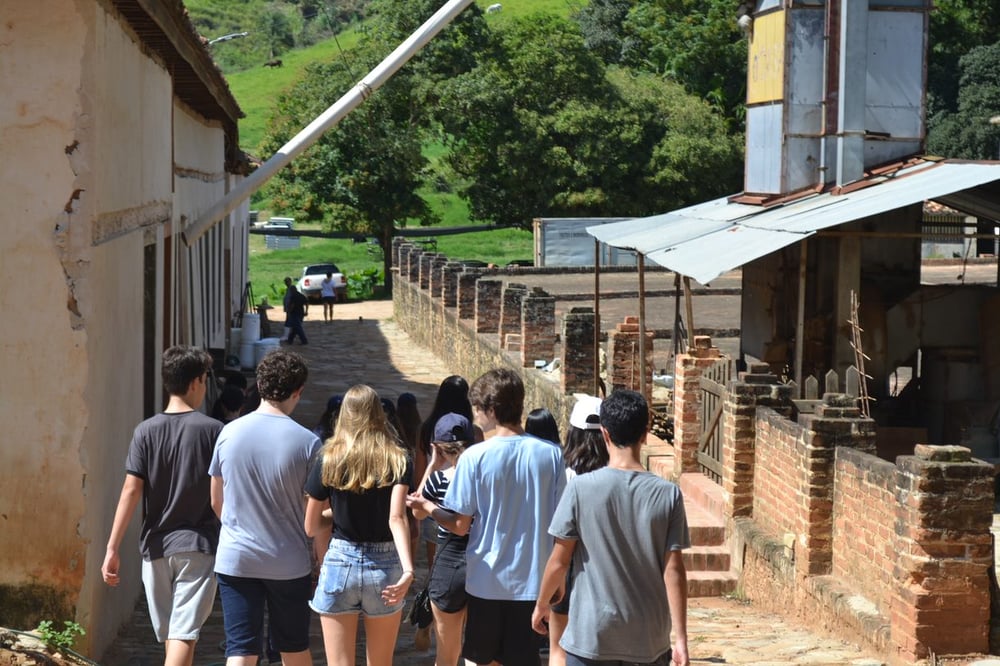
[532,389,690,666]
[210,349,320,666]
[408,368,565,666]
[320,272,337,321]
[305,384,415,666]
[211,385,245,424]
[102,346,220,666]
[284,285,308,345]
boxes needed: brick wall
[521,288,556,368]
[751,407,807,547]
[832,447,896,616]
[562,307,597,395]
[608,316,654,399]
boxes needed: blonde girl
[304,384,415,666]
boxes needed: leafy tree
[927,0,1000,117]
[573,0,634,64]
[926,42,1000,160]
[257,4,298,58]
[260,53,437,292]
[436,15,742,227]
[619,0,747,126]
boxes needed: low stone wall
[394,276,577,429]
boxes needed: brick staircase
[642,443,739,597]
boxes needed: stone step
[687,570,739,598]
[683,544,731,572]
[685,501,726,546]
[678,472,726,523]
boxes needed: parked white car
[297,263,347,302]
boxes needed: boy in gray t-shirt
[102,346,220,666]
[532,390,691,666]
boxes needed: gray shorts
[141,552,217,642]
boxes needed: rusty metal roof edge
[586,157,1000,282]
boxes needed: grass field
[248,222,534,305]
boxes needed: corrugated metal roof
[587,159,1000,284]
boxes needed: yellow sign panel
[747,10,785,105]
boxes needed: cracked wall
[1,0,171,657]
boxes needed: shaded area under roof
[588,158,1000,284]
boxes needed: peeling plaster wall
[1,0,173,656]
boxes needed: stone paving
[98,297,895,665]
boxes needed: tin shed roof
[587,158,1000,284]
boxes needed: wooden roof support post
[794,238,808,398]
[682,276,695,353]
[638,253,647,398]
[594,239,602,396]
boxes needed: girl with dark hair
[524,407,561,446]
[548,395,609,666]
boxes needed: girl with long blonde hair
[304,384,415,666]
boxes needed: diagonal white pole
[183,0,476,246]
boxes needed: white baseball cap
[569,395,603,430]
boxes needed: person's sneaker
[415,623,432,651]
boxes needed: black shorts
[463,594,540,666]
[322,296,335,305]
[429,540,467,613]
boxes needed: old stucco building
[0,0,248,656]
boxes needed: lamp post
[208,31,249,45]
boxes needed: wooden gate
[698,357,734,483]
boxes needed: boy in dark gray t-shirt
[102,346,221,666]
[532,389,691,666]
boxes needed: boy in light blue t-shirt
[407,368,565,666]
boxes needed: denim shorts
[310,539,404,617]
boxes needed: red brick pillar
[418,253,439,290]
[442,261,463,307]
[428,254,449,298]
[521,288,556,368]
[671,336,722,477]
[795,394,875,576]
[407,248,423,283]
[890,445,993,664]
[501,283,527,352]
[720,363,788,517]
[457,270,481,319]
[561,307,597,395]
[475,279,503,334]
[608,316,654,400]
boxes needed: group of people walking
[103,345,690,666]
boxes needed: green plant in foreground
[36,619,85,652]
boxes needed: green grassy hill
[226,0,578,151]
[201,0,579,300]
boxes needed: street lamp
[208,31,249,45]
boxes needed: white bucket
[229,327,242,356]
[254,338,282,366]
[239,341,256,370]
[242,313,261,343]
